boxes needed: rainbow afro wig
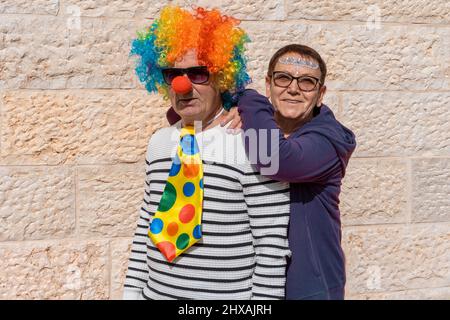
[130,6,251,110]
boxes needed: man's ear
[265,76,271,99]
[317,85,327,107]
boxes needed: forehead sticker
[278,56,319,69]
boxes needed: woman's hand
[219,107,242,134]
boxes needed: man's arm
[238,89,341,183]
[122,152,152,299]
[241,171,291,300]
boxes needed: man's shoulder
[148,123,180,145]
[144,124,180,163]
[201,125,247,157]
[200,125,271,176]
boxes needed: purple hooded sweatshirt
[238,89,356,300]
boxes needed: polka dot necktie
[148,126,204,262]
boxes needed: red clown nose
[172,76,193,94]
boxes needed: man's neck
[181,106,224,131]
[203,107,225,131]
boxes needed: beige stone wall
[0,0,449,300]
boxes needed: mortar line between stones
[108,240,112,300]
[335,89,450,93]
[342,220,450,231]
[0,236,134,246]
[0,157,448,167]
[0,89,3,152]
[1,219,450,246]
[285,18,450,28]
[55,0,61,17]
[0,162,146,168]
[0,13,155,25]
[0,13,60,18]
[3,12,450,28]
[74,165,79,238]
[353,156,450,160]
[406,157,413,225]
[1,11,450,27]
[4,88,450,94]
[348,284,450,298]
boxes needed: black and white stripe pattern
[123,124,290,300]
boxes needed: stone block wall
[0,0,449,299]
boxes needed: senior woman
[237,44,356,300]
[167,43,356,300]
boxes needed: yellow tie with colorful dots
[149,126,204,262]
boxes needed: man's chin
[176,105,201,117]
[177,110,204,125]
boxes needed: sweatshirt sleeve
[238,89,341,183]
[240,169,291,300]
[122,150,152,299]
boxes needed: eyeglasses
[271,71,321,92]
[161,66,210,85]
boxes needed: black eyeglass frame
[270,71,323,92]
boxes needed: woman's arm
[238,89,340,183]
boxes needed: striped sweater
[123,122,291,300]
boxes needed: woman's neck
[275,112,313,137]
